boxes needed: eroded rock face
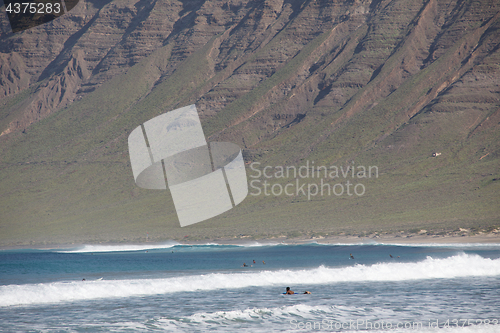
[0,0,498,245]
[0,0,499,143]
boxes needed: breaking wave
[153,304,500,333]
[2,253,500,307]
[56,242,181,253]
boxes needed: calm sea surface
[1,242,500,332]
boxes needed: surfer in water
[284,287,311,295]
[350,253,355,259]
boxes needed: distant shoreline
[1,232,499,251]
[186,233,500,247]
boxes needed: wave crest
[2,253,499,307]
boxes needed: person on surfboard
[284,287,311,294]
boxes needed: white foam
[57,241,180,253]
[233,241,283,247]
[50,241,500,253]
[54,241,279,252]
[2,253,499,307]
[153,304,500,333]
[156,304,332,329]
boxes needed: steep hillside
[0,0,499,246]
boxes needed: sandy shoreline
[1,232,499,251]
[291,233,500,245]
[199,233,500,246]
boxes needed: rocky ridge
[0,0,499,245]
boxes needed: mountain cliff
[0,0,499,246]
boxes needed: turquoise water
[1,242,500,332]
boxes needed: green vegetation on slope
[0,0,499,247]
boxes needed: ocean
[1,242,500,332]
